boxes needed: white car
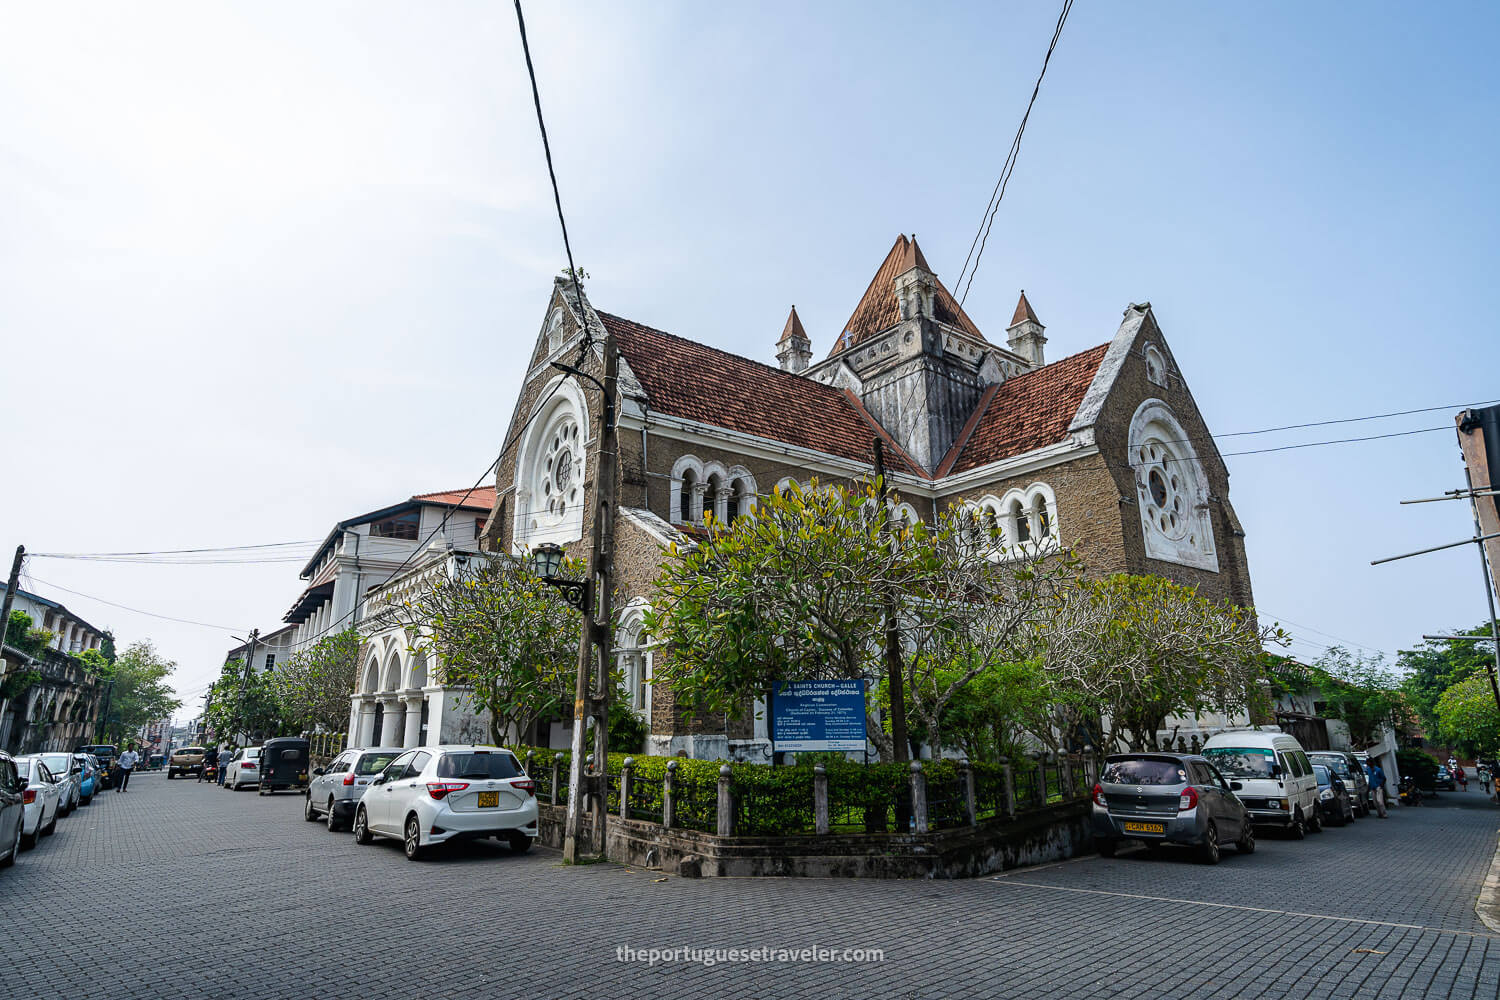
[14,757,63,849]
[36,753,81,814]
[352,745,538,861]
[223,747,263,790]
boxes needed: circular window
[542,419,581,518]
[1137,438,1190,541]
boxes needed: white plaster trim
[1069,305,1149,433]
[937,437,1099,495]
[619,507,689,548]
[1128,397,1219,573]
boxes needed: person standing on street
[115,745,139,792]
[1478,761,1492,797]
[1456,763,1468,792]
[1369,758,1388,818]
[217,745,232,787]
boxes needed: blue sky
[1,2,1496,712]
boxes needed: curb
[1479,827,1500,935]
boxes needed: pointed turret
[1006,290,1046,368]
[829,234,985,357]
[776,306,813,374]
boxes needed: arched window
[679,468,698,525]
[515,377,588,548]
[729,478,753,526]
[705,472,725,525]
[1009,498,1031,543]
[1144,343,1167,386]
[1128,400,1218,571]
[545,308,565,354]
[1032,495,1051,539]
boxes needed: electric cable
[954,0,1073,306]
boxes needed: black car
[257,738,310,796]
[1312,764,1355,826]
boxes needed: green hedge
[509,747,1015,835]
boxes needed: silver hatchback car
[304,748,404,831]
[1092,753,1256,864]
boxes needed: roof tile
[830,235,985,356]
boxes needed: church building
[485,234,1255,758]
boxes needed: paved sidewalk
[2,769,1497,999]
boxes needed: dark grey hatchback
[1092,753,1256,864]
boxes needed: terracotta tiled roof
[411,486,498,509]
[600,312,920,475]
[829,234,985,356]
[945,343,1110,473]
[777,306,808,344]
[1009,291,1040,327]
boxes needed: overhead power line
[1220,399,1500,439]
[21,574,245,633]
[954,0,1073,306]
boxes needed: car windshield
[1309,755,1351,777]
[1102,758,1187,785]
[355,753,401,776]
[178,747,205,755]
[40,754,71,773]
[1312,765,1331,785]
[1203,747,1277,778]
[436,752,521,780]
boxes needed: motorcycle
[1399,776,1423,806]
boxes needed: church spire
[776,306,812,374]
[1006,290,1046,368]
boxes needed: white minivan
[1202,731,1321,838]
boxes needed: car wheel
[1308,809,1323,834]
[43,810,57,836]
[167,770,174,780]
[1236,823,1256,854]
[1096,838,1117,858]
[1289,812,1306,839]
[20,818,36,851]
[81,795,91,807]
[353,807,373,845]
[1198,823,1221,865]
[1,820,20,867]
[509,833,533,854]
[304,794,319,822]
[403,816,424,861]
[326,798,340,832]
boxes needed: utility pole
[1463,467,1500,713]
[0,545,26,670]
[872,441,910,763]
[563,330,619,863]
[238,629,259,744]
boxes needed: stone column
[378,696,404,747]
[909,761,928,834]
[355,698,378,748]
[401,693,425,748]
[716,764,733,837]
[814,764,829,835]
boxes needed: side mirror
[1230,780,1244,791]
[372,774,387,786]
[312,768,325,777]
[18,779,27,792]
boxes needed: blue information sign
[771,680,867,752]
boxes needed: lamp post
[528,543,591,612]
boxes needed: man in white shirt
[115,746,139,792]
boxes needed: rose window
[542,419,581,518]
[1137,440,1193,543]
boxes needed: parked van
[1202,731,1321,838]
[257,738,310,796]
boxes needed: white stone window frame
[544,307,566,355]
[670,454,704,524]
[973,483,1059,558]
[1144,343,1167,387]
[513,375,590,550]
[617,600,653,724]
[726,465,757,525]
[1128,398,1219,572]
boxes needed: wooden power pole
[0,545,25,663]
[872,442,910,763]
[563,329,620,863]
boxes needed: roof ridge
[598,310,847,391]
[832,234,909,355]
[935,382,1000,478]
[1002,341,1109,383]
[840,387,933,481]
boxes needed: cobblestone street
[4,770,1498,999]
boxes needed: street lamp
[528,542,591,612]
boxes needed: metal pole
[1463,467,1500,713]
[564,329,618,863]
[872,440,910,763]
[238,629,258,743]
[0,545,26,670]
[1369,531,1500,565]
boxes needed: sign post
[770,680,868,754]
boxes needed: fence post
[663,760,677,829]
[525,750,535,777]
[1001,757,1016,819]
[1083,746,1098,793]
[814,763,829,835]
[1036,757,1047,808]
[909,761,928,834]
[620,757,633,819]
[959,758,977,826]
[550,756,561,806]
[716,764,733,838]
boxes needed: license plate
[298,773,307,781]
[477,791,499,808]
[1122,821,1164,834]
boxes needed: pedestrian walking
[1369,758,1388,818]
[115,745,139,792]
[1456,764,1468,792]
[1478,761,1492,796]
[216,745,232,786]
